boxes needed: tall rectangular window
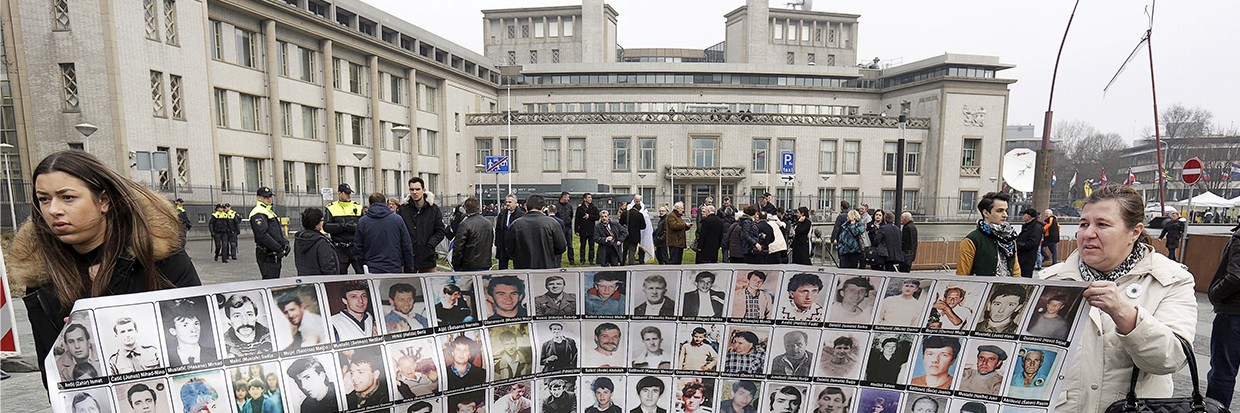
[476,138,492,167]
[534,21,544,38]
[157,146,172,189]
[149,71,165,117]
[903,190,920,211]
[807,53,816,65]
[302,106,319,140]
[960,191,978,211]
[906,142,922,174]
[568,137,586,172]
[818,139,837,173]
[163,0,177,44]
[239,93,260,132]
[563,19,573,36]
[962,138,980,166]
[552,49,560,63]
[507,51,516,65]
[243,157,263,191]
[752,138,770,172]
[549,20,559,37]
[236,28,257,68]
[143,0,159,40]
[882,190,896,211]
[542,137,561,172]
[842,189,859,209]
[638,137,656,171]
[774,21,783,40]
[348,62,363,94]
[209,20,222,59]
[529,50,538,64]
[218,155,232,191]
[507,25,515,39]
[277,41,289,76]
[418,83,437,113]
[786,52,795,65]
[213,88,227,127]
[279,101,292,136]
[521,24,529,38]
[817,188,835,210]
[883,142,899,173]
[350,115,365,145]
[300,48,316,82]
[843,140,860,173]
[304,163,320,194]
[692,137,718,167]
[175,148,189,186]
[334,112,343,143]
[388,75,404,104]
[612,137,630,171]
[418,128,438,156]
[501,137,518,172]
[283,161,296,193]
[169,75,184,119]
[59,63,79,112]
[332,59,340,89]
[53,0,70,30]
[777,138,795,167]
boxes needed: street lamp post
[894,101,910,215]
[353,151,367,193]
[74,122,97,153]
[0,143,16,231]
[392,125,411,194]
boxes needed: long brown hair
[1083,185,1153,246]
[29,150,176,310]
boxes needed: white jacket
[766,218,788,253]
[1036,248,1197,413]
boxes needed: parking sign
[780,152,795,175]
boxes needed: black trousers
[212,232,229,261]
[579,234,596,264]
[334,246,363,274]
[563,227,576,263]
[497,245,511,270]
[228,233,239,259]
[668,247,684,264]
[256,249,281,279]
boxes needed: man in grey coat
[453,197,494,272]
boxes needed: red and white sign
[1182,157,1204,184]
[0,244,19,355]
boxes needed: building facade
[1,0,1015,222]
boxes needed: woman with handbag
[836,210,866,269]
[1036,185,1199,413]
[790,207,813,265]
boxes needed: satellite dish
[1002,148,1037,193]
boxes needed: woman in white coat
[1036,185,1197,412]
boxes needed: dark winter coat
[665,210,689,248]
[295,229,338,276]
[1159,219,1185,245]
[791,219,813,265]
[901,221,919,263]
[505,211,568,269]
[495,207,526,247]
[1016,219,1043,274]
[1208,228,1240,314]
[555,201,575,233]
[875,222,905,262]
[593,219,628,263]
[356,202,416,273]
[575,202,600,236]
[697,214,725,263]
[623,207,647,244]
[453,213,494,271]
[397,199,447,270]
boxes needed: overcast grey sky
[364,0,1239,142]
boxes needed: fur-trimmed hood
[6,194,185,292]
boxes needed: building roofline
[880,53,1015,77]
[723,5,860,21]
[513,62,865,77]
[336,0,491,65]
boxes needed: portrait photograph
[823,275,877,325]
[582,375,627,413]
[225,361,284,413]
[855,388,900,413]
[488,324,535,380]
[158,297,219,369]
[482,274,532,321]
[862,333,914,385]
[974,284,1034,335]
[215,290,276,359]
[996,406,1041,413]
[767,328,819,377]
[378,278,433,333]
[64,385,115,413]
[337,345,392,411]
[281,353,343,413]
[528,273,579,317]
[269,284,330,351]
[113,378,171,413]
[533,321,581,372]
[581,320,628,369]
[1006,347,1061,401]
[54,310,107,381]
[627,376,673,413]
[775,272,831,322]
[387,337,442,399]
[96,303,165,375]
[1022,285,1085,341]
[583,270,628,316]
[675,323,724,372]
[728,269,781,320]
[815,331,867,380]
[923,281,987,330]
[954,339,1016,396]
[538,376,578,413]
[907,336,964,389]
[952,400,999,413]
[718,379,760,413]
[628,322,677,370]
[630,271,681,318]
[447,390,488,413]
[170,369,231,413]
[680,270,730,318]
[438,329,489,391]
[722,326,772,375]
[491,381,535,413]
[760,383,807,413]
[674,377,716,413]
[394,399,442,413]
[427,276,480,327]
[808,386,855,413]
[902,394,949,413]
[324,280,382,342]
[874,278,933,327]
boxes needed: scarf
[978,219,1018,276]
[1079,243,1152,282]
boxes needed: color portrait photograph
[954,340,1016,396]
[324,280,381,341]
[387,337,441,399]
[378,278,433,333]
[722,326,772,375]
[447,390,488,413]
[674,377,716,413]
[225,362,283,413]
[488,323,534,380]
[427,276,480,326]
[627,376,673,413]
[1006,347,1061,401]
[439,330,488,391]
[729,269,781,320]
[582,375,627,413]
[338,346,392,411]
[170,370,231,413]
[856,388,900,413]
[96,303,165,376]
[158,297,219,369]
[975,284,1034,335]
[583,270,628,316]
[907,336,964,390]
[481,274,531,320]
[269,284,329,351]
[581,320,628,368]
[1022,285,1085,341]
[718,380,760,413]
[923,281,987,330]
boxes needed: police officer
[209,204,232,262]
[250,187,290,279]
[174,198,191,232]
[225,202,240,261]
[324,183,364,274]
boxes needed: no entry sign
[1182,157,1203,184]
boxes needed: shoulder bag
[1104,333,1228,413]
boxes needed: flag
[636,202,657,264]
[1069,171,1078,188]
[1052,172,1057,187]
[1229,162,1240,180]
[1083,181,1093,198]
[1125,169,1136,186]
[1100,171,1108,186]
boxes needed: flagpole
[1146,1,1168,216]
[1033,0,1083,212]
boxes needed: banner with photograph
[43,265,1089,413]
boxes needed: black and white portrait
[427,276,479,326]
[729,270,780,320]
[1023,285,1084,341]
[674,378,716,413]
[582,375,627,413]
[539,377,578,413]
[824,276,877,325]
[761,383,806,413]
[903,394,948,413]
[159,297,218,368]
[65,387,115,413]
[491,382,534,413]
[447,390,488,413]
[215,290,276,358]
[815,331,866,380]
[630,271,680,317]
[395,400,442,413]
[529,273,579,317]
[924,281,986,330]
[269,285,329,351]
[582,320,627,368]
[388,337,441,399]
[975,284,1033,335]
[874,278,932,327]
[488,324,534,380]
[955,339,1016,396]
[809,385,855,413]
[768,328,819,377]
[379,279,433,333]
[676,323,723,372]
[775,273,830,322]
[170,370,230,413]
[722,326,771,375]
[325,280,381,341]
[629,322,676,370]
[862,333,914,385]
[718,379,759,413]
[281,353,343,412]
[681,271,729,318]
[628,376,673,413]
[482,274,531,320]
[54,311,106,381]
[96,303,164,375]
[534,321,580,372]
[113,379,171,413]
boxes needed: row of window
[52,0,178,46]
[509,73,878,89]
[522,102,860,116]
[506,49,561,65]
[880,65,1000,89]
[149,71,184,120]
[500,16,575,40]
[771,18,849,48]
[784,52,836,66]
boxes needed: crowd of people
[8,149,1240,412]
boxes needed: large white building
[0,0,1015,222]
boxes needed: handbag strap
[1123,333,1205,410]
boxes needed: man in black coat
[623,196,648,265]
[396,177,447,273]
[505,194,568,269]
[453,197,494,272]
[495,194,525,270]
[1159,211,1186,262]
[575,193,600,264]
[1015,208,1043,276]
[592,210,627,267]
[830,201,851,246]
[874,212,903,272]
[717,197,738,259]
[555,192,577,265]
[696,206,725,264]
[899,212,918,273]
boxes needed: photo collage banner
[44,265,1089,413]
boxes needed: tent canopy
[1173,191,1235,208]
[1230,195,1240,207]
